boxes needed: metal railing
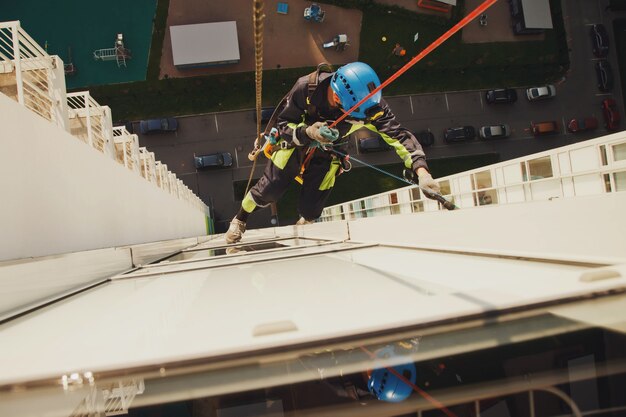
[113,126,140,172]
[67,91,112,155]
[0,20,57,123]
[321,132,626,222]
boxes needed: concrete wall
[0,93,207,261]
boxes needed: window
[410,188,423,212]
[528,156,553,180]
[390,192,400,215]
[439,180,451,196]
[612,143,626,162]
[473,170,498,206]
[614,171,626,192]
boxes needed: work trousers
[247,146,341,221]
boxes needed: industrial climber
[226,61,440,244]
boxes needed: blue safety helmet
[367,346,417,403]
[330,62,382,119]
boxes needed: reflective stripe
[377,129,412,169]
[271,147,296,170]
[242,191,257,213]
[353,124,413,169]
[344,123,364,137]
[319,160,341,190]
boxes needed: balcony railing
[113,126,140,173]
[321,132,626,222]
[67,91,112,155]
[0,20,207,214]
[0,20,58,123]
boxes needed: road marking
[214,114,219,133]
[478,92,483,110]
[444,93,449,111]
[409,96,414,114]
[234,147,240,167]
[595,93,612,96]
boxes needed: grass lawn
[359,0,568,95]
[88,0,568,121]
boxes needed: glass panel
[612,143,626,162]
[522,162,528,182]
[390,192,400,215]
[614,171,626,192]
[528,157,553,180]
[413,200,424,212]
[472,171,497,205]
[4,291,626,417]
[411,187,421,201]
[473,170,493,190]
[481,395,525,417]
[439,180,451,195]
[165,239,315,261]
[476,190,498,206]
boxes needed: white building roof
[521,0,553,29]
[170,21,240,67]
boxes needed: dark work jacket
[276,72,429,172]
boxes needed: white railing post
[11,22,24,105]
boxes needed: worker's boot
[296,217,314,225]
[225,218,246,244]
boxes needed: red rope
[330,0,499,128]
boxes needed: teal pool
[1,0,157,89]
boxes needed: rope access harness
[245,0,498,207]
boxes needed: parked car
[444,126,476,143]
[355,128,390,152]
[567,117,598,133]
[531,121,559,136]
[485,88,517,104]
[525,85,556,101]
[416,130,434,147]
[253,107,276,124]
[602,98,621,131]
[479,124,510,139]
[139,118,178,134]
[194,152,233,169]
[595,60,613,92]
[590,24,609,58]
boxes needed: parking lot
[134,0,623,232]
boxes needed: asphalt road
[134,1,623,233]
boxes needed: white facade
[0,21,208,265]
